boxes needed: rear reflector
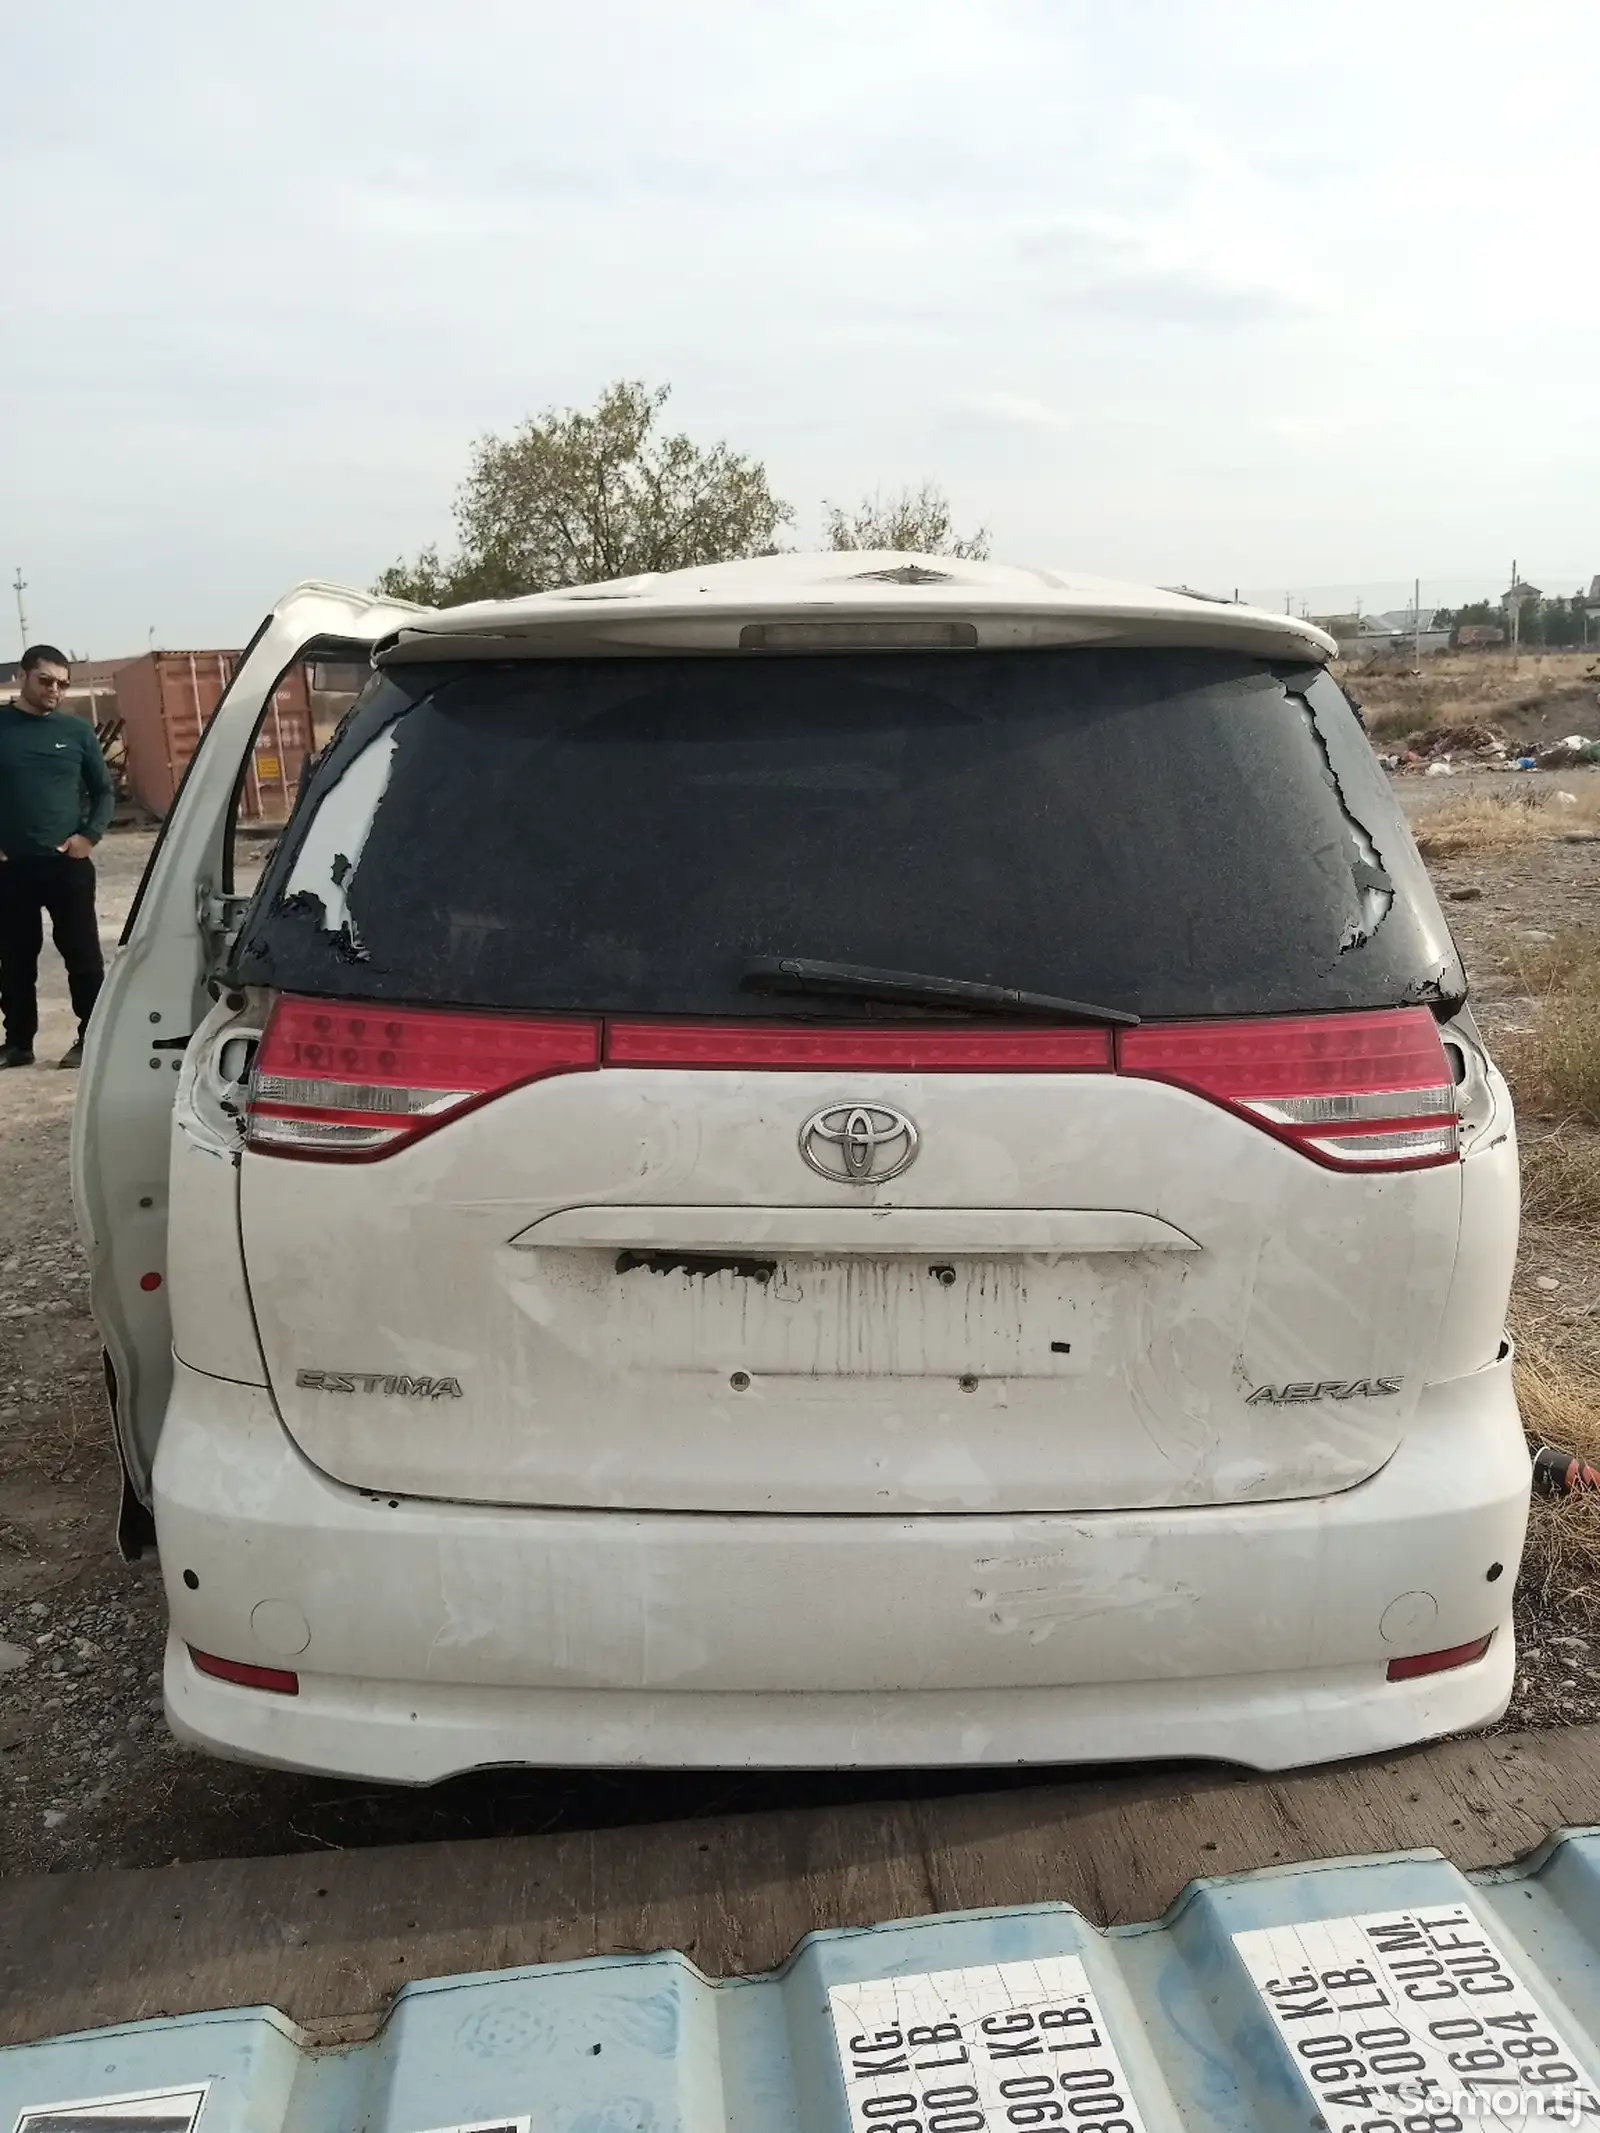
[246,999,600,1158]
[188,1645,300,1695]
[1118,1009,1459,1171]
[606,1023,1113,1071]
[1386,1634,1493,1682]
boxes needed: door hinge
[196,878,252,958]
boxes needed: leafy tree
[375,381,793,604]
[823,482,990,560]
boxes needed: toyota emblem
[799,1103,920,1184]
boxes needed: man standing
[0,645,115,1069]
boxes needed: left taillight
[245,997,601,1159]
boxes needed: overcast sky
[4,0,1597,654]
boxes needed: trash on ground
[1533,1445,1600,1498]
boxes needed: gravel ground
[3,804,1599,1875]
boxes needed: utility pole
[1509,557,1520,654]
[11,566,26,653]
[1414,576,1422,668]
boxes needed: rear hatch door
[230,646,1466,1514]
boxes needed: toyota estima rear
[73,555,1528,1781]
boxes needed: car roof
[372,551,1337,666]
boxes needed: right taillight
[1118,1008,1459,1171]
[245,997,601,1159]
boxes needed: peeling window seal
[1288,686,1395,954]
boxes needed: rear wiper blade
[740,957,1139,1026]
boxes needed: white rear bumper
[153,1349,1529,1780]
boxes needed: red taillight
[606,1023,1113,1070]
[245,997,600,1159]
[244,997,1458,1175]
[1118,1009,1458,1171]
[1386,1634,1493,1682]
[188,1645,300,1695]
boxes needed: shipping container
[112,651,341,824]
[6,1827,1600,2130]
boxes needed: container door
[70,582,424,1547]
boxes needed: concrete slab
[5,1726,1600,2047]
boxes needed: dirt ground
[4,781,1600,1877]
[1340,646,1600,754]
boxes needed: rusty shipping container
[114,650,320,823]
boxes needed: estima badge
[296,1369,465,1398]
[799,1102,920,1184]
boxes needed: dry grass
[1515,932,1600,995]
[1520,1130,1600,1224]
[1518,1344,1600,1616]
[1344,649,1599,746]
[1495,928,1600,1126]
[1412,788,1600,860]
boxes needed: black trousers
[0,854,105,1050]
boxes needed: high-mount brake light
[1118,1009,1459,1171]
[245,998,600,1159]
[738,620,978,652]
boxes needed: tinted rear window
[233,647,1463,1020]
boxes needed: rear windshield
[233,646,1464,1021]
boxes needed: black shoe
[58,1041,84,1070]
[0,1047,35,1069]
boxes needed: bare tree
[823,482,990,560]
[375,381,793,604]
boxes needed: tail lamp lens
[245,998,600,1158]
[1118,1008,1458,1170]
[244,998,1460,1174]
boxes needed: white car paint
[75,553,1528,1777]
[232,1061,1465,1514]
[153,1345,1524,1779]
[70,583,429,1517]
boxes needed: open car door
[69,581,426,1553]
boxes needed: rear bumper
[154,1349,1530,1780]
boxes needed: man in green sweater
[0,645,116,1069]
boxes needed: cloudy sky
[5,0,1597,653]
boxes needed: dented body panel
[237,1068,1461,1514]
[152,1346,1527,1778]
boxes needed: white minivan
[72,553,1528,1783]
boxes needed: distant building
[1338,607,1452,657]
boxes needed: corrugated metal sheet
[112,652,328,823]
[6,1829,1600,2131]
